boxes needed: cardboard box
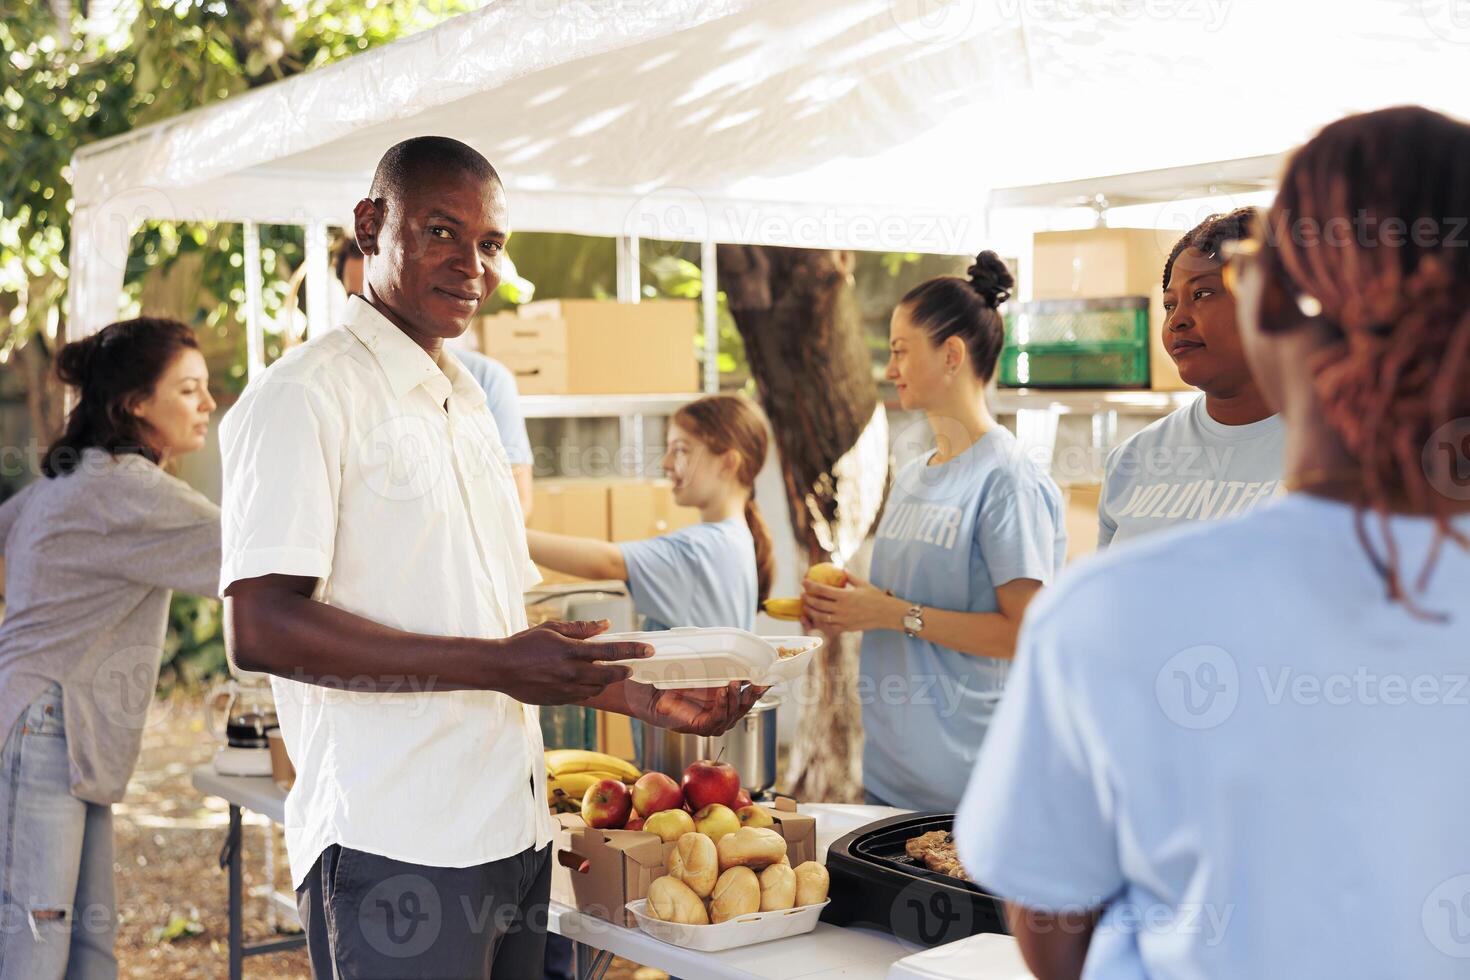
[608,479,701,542]
[484,299,700,395]
[551,798,817,927]
[1031,228,1189,392]
[1063,482,1102,563]
[528,480,611,540]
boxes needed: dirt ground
[111,690,661,979]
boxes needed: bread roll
[758,862,796,911]
[793,861,830,906]
[709,866,760,923]
[645,875,708,925]
[716,827,787,870]
[666,832,718,897]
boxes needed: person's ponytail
[744,497,775,605]
[673,394,776,615]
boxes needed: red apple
[624,815,645,832]
[734,789,753,810]
[632,772,684,817]
[581,778,633,829]
[681,760,741,811]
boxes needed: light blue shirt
[449,349,534,466]
[958,494,1470,979]
[861,426,1066,812]
[619,518,757,632]
[1099,397,1284,548]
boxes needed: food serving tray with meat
[820,812,1007,948]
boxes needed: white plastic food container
[759,634,823,686]
[589,628,822,689]
[626,898,831,952]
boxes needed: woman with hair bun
[959,106,1470,979]
[803,251,1067,812]
[0,318,221,979]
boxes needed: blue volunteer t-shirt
[619,518,757,631]
[1098,397,1284,548]
[957,495,1470,979]
[449,348,534,466]
[862,426,1067,812]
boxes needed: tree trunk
[717,244,887,802]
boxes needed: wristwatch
[902,604,926,639]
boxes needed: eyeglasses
[1218,232,1324,321]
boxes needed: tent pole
[243,221,266,380]
[304,221,330,339]
[616,236,640,304]
[701,239,718,394]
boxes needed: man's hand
[490,620,652,706]
[623,681,766,736]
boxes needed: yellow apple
[692,803,742,843]
[806,562,847,588]
[736,804,775,829]
[644,808,696,843]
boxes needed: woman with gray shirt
[0,318,220,980]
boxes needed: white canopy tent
[67,0,1470,351]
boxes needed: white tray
[626,898,830,952]
[588,627,775,689]
[759,635,823,686]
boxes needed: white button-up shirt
[220,296,552,888]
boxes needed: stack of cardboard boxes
[529,479,702,583]
[480,298,700,395]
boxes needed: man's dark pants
[297,843,551,979]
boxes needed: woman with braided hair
[956,106,1470,979]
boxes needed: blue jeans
[0,683,117,980]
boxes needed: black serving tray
[820,812,1007,948]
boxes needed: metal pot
[638,693,781,794]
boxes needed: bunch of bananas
[545,750,641,814]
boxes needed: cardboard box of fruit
[551,759,817,927]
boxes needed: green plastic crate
[1000,297,1150,388]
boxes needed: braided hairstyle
[43,318,200,477]
[1262,106,1470,610]
[900,250,1014,380]
[1162,207,1257,290]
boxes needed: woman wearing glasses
[1097,208,1285,548]
[958,106,1470,979]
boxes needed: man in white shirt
[220,136,758,979]
[334,237,537,516]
